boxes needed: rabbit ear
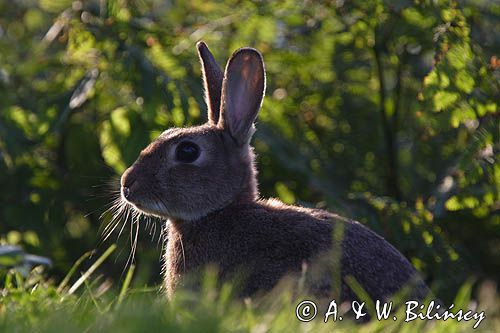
[219,48,265,146]
[197,41,223,124]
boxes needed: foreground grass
[1,248,499,332]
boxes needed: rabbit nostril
[122,186,130,199]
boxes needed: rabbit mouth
[122,187,206,221]
[132,201,169,218]
[120,185,169,217]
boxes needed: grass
[0,246,499,333]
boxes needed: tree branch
[373,44,401,200]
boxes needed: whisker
[101,199,126,236]
[97,185,170,277]
[179,233,186,273]
[117,205,132,240]
[102,208,126,242]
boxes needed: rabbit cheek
[160,165,220,220]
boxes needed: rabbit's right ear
[197,41,223,125]
[219,48,265,146]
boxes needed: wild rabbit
[120,41,429,302]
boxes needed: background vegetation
[0,0,499,330]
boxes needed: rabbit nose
[121,166,138,200]
[122,186,131,199]
[121,167,133,187]
[121,179,139,201]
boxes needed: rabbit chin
[129,201,168,218]
[130,200,207,222]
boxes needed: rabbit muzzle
[120,166,142,204]
[120,163,170,218]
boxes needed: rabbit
[120,41,429,302]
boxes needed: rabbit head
[120,42,266,221]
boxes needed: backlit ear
[197,41,223,124]
[219,48,266,146]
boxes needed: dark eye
[175,141,200,163]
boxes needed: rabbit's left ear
[197,41,224,124]
[219,48,265,146]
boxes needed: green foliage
[1,259,499,332]
[0,0,499,306]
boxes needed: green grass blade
[57,249,95,293]
[68,244,117,295]
[117,264,135,306]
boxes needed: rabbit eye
[175,141,200,163]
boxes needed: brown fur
[120,42,429,302]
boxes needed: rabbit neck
[234,169,259,204]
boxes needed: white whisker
[99,185,168,276]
